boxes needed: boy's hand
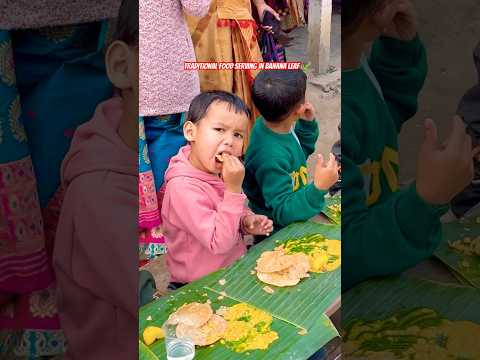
[222,154,245,193]
[242,214,274,236]
[300,101,316,121]
[376,0,417,41]
[416,116,480,205]
[314,153,340,191]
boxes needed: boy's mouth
[215,151,231,163]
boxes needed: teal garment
[243,117,326,230]
[144,114,187,191]
[0,22,112,359]
[1,23,113,207]
[342,35,448,290]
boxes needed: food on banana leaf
[143,326,164,346]
[281,234,341,273]
[176,314,227,346]
[449,236,480,257]
[222,303,278,352]
[323,198,341,223]
[255,248,310,287]
[343,307,480,359]
[166,302,213,328]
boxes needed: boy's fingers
[423,118,438,148]
[447,116,467,152]
[317,153,324,167]
[326,153,337,169]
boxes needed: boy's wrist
[225,186,242,194]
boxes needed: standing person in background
[138,0,211,263]
[0,1,120,357]
[185,0,280,135]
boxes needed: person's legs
[145,113,187,191]
[1,21,113,358]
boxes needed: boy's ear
[183,121,197,142]
[106,40,132,89]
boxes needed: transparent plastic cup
[163,323,195,360]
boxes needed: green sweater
[342,35,447,290]
[243,117,326,230]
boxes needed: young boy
[342,0,477,290]
[162,91,273,286]
[53,1,138,358]
[243,69,339,232]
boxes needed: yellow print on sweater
[360,147,399,205]
[291,166,309,192]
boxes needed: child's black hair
[342,0,384,40]
[113,0,139,46]
[252,69,306,123]
[187,91,251,124]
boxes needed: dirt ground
[398,1,480,181]
[286,14,341,178]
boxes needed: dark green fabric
[139,270,156,307]
[244,117,326,230]
[342,35,448,290]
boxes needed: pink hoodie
[162,145,250,283]
[53,97,138,360]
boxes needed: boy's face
[185,101,248,175]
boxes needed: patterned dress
[0,22,113,358]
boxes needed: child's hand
[242,214,274,236]
[222,154,245,193]
[376,0,417,41]
[314,153,340,191]
[300,101,316,121]
[416,116,480,205]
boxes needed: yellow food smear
[222,303,278,352]
[343,309,480,359]
[283,237,341,273]
[143,326,164,346]
[328,203,341,213]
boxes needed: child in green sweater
[243,69,339,233]
[342,0,478,289]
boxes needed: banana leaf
[343,275,480,325]
[204,221,341,329]
[139,286,338,359]
[342,276,480,359]
[321,195,341,225]
[139,221,341,359]
[434,222,480,288]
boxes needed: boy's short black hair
[342,0,385,40]
[252,69,307,123]
[113,0,139,46]
[187,91,251,124]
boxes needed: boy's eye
[234,133,244,139]
[214,128,224,132]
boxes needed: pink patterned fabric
[0,159,64,331]
[0,157,52,294]
[139,0,211,116]
[0,0,121,30]
[138,170,160,229]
